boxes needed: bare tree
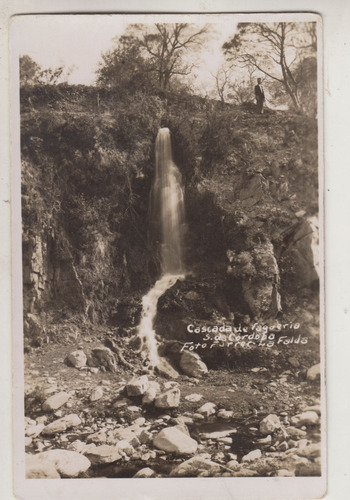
[212,64,234,107]
[133,23,209,92]
[223,22,317,111]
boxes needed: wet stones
[259,414,282,435]
[153,427,198,454]
[42,391,70,411]
[179,351,208,378]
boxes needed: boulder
[153,427,198,454]
[200,429,237,440]
[185,393,203,403]
[175,423,190,436]
[66,350,87,369]
[87,346,118,372]
[295,462,321,476]
[296,443,321,459]
[142,381,160,404]
[35,415,48,425]
[193,413,205,421]
[259,414,282,435]
[115,440,135,456]
[196,402,216,417]
[156,357,180,379]
[67,440,85,453]
[303,404,321,415]
[107,426,140,447]
[26,450,90,478]
[291,411,319,427]
[90,386,104,402]
[134,417,146,426]
[128,405,141,413]
[42,391,70,411]
[172,416,194,426]
[26,455,61,478]
[288,356,300,368]
[232,468,257,477]
[242,449,262,462]
[170,455,222,477]
[87,430,108,445]
[84,444,122,464]
[113,398,132,409]
[126,375,149,396]
[307,363,321,381]
[276,469,295,477]
[155,387,181,409]
[42,414,81,435]
[217,409,234,420]
[277,441,289,451]
[133,467,155,478]
[139,429,153,444]
[285,426,307,439]
[224,460,239,472]
[180,351,208,378]
[257,435,272,444]
[25,423,44,438]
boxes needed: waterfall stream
[137,128,185,369]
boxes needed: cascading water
[137,128,185,369]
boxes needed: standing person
[254,78,265,114]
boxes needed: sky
[11,14,237,93]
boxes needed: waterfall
[151,127,185,274]
[137,128,185,369]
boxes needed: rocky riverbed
[24,337,321,479]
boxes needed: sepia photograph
[10,11,325,500]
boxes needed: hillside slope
[20,85,319,351]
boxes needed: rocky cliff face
[20,86,319,345]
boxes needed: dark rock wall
[20,86,319,342]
